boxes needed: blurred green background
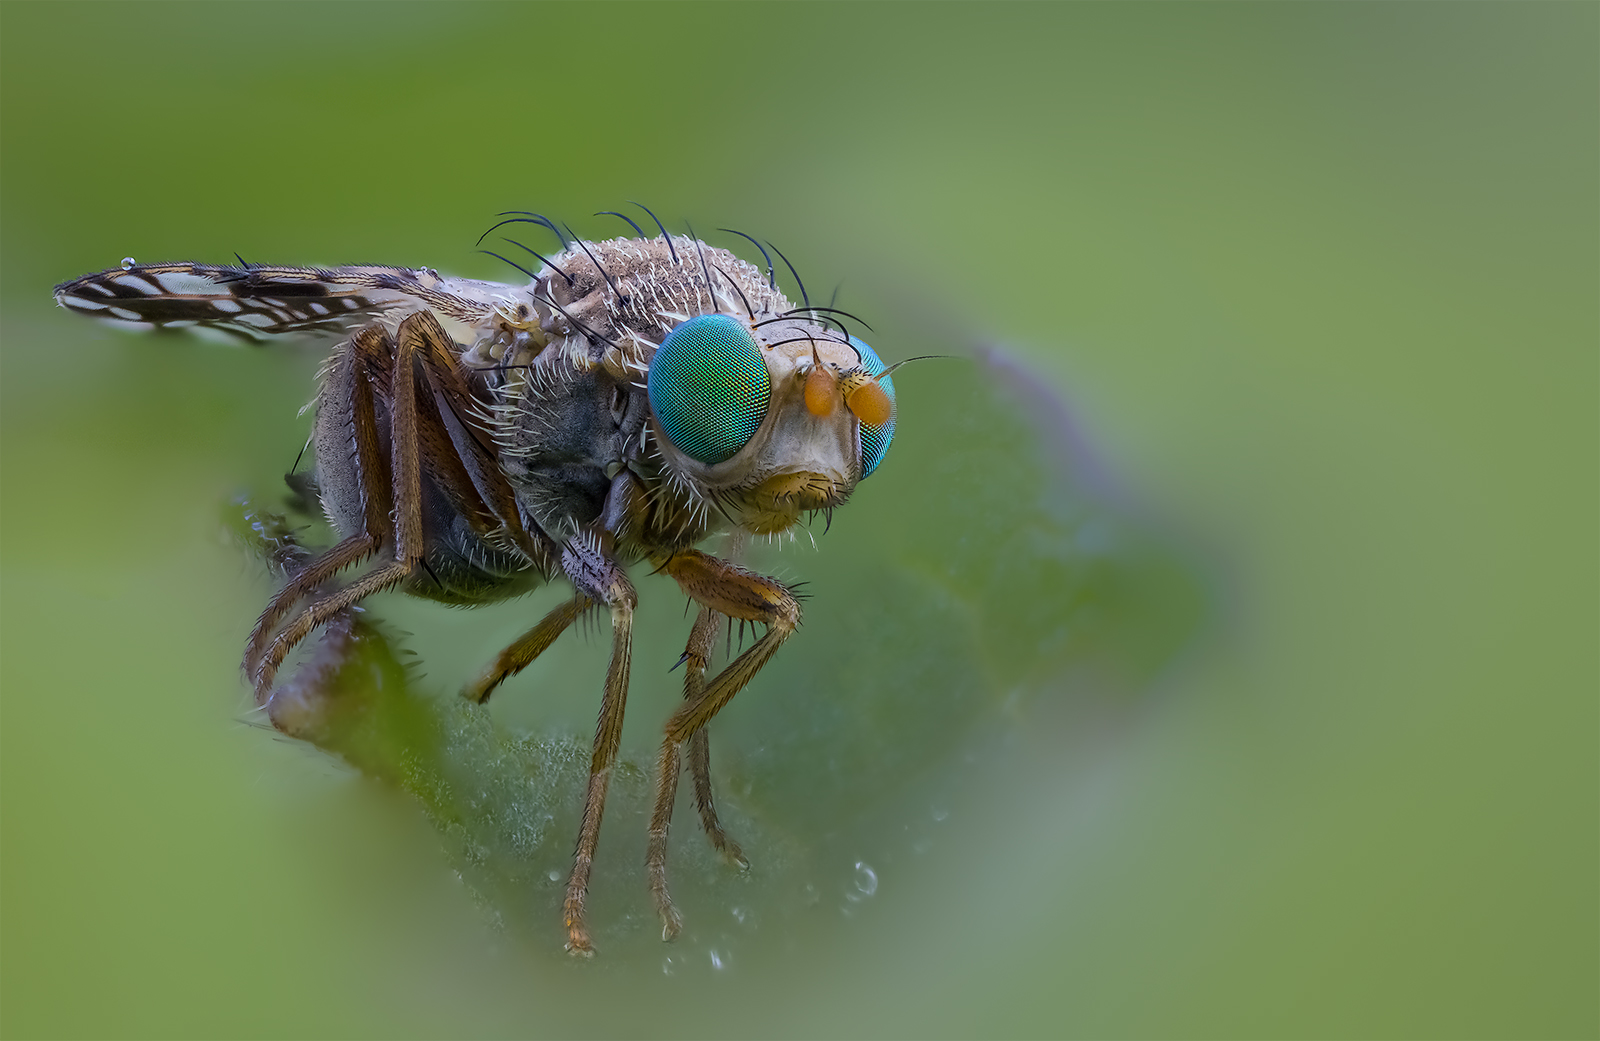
[2,3,1594,1037]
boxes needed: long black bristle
[479,215,580,249]
[566,225,621,296]
[761,333,852,353]
[783,305,874,332]
[767,241,811,311]
[756,312,851,340]
[596,210,648,238]
[529,287,620,348]
[630,202,678,263]
[498,211,569,248]
[713,264,755,319]
[503,238,573,286]
[420,559,444,590]
[686,221,717,313]
[480,250,539,282]
[718,228,776,289]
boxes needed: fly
[53,209,904,954]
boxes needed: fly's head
[478,233,898,543]
[646,312,897,536]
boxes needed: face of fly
[647,315,895,536]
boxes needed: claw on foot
[659,903,683,942]
[564,899,594,956]
[564,920,595,956]
[707,830,750,872]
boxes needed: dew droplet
[931,807,949,823]
[120,257,136,270]
[547,869,561,882]
[709,948,726,971]
[845,861,878,902]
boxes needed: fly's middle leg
[647,550,800,940]
[462,594,592,704]
[557,530,637,956]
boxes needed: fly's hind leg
[233,502,394,742]
[244,326,394,691]
[253,311,492,698]
[646,551,800,940]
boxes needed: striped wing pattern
[53,262,505,344]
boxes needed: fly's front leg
[660,550,803,743]
[558,520,637,956]
[646,550,800,940]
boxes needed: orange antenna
[839,356,949,425]
[804,340,837,416]
[840,369,893,425]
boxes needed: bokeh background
[2,3,1594,1038]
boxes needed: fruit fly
[53,209,902,954]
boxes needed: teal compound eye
[849,336,896,478]
[648,314,772,465]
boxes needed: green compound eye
[648,314,772,465]
[850,336,896,478]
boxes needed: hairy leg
[646,606,712,938]
[687,637,747,865]
[558,530,638,955]
[245,326,394,683]
[253,313,438,698]
[645,551,801,939]
[462,595,592,704]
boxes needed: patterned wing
[54,261,520,344]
